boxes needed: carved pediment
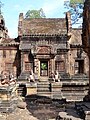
[31,45,57,55]
[37,46,50,54]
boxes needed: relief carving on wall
[37,46,51,54]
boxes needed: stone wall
[0,46,19,76]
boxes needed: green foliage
[70,0,84,4]
[69,0,84,8]
[64,0,84,26]
[25,8,46,18]
[41,63,47,70]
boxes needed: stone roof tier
[0,38,19,46]
[18,17,67,36]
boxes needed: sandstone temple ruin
[0,1,89,112]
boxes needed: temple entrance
[75,60,84,74]
[40,60,48,76]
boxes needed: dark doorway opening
[75,60,84,74]
[18,84,27,97]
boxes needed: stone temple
[0,5,89,110]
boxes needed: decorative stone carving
[37,46,50,54]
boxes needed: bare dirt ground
[0,95,82,120]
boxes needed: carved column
[49,59,52,77]
[21,51,24,73]
[88,47,90,93]
[89,56,90,90]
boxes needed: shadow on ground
[25,94,81,120]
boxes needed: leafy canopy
[25,8,46,18]
[70,0,84,4]
[64,0,84,26]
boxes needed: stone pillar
[49,59,52,77]
[65,53,68,73]
[52,58,55,72]
[21,52,23,72]
[87,48,90,93]
[84,51,90,101]
[89,55,90,90]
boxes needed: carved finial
[0,1,3,15]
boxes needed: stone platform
[16,80,89,102]
[0,84,17,113]
[61,80,89,101]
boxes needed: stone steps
[0,98,17,113]
[37,81,88,100]
[62,92,86,96]
[52,92,62,99]
[51,82,62,99]
[37,82,63,99]
[37,92,51,97]
[37,82,51,97]
[37,89,50,92]
[0,85,17,113]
